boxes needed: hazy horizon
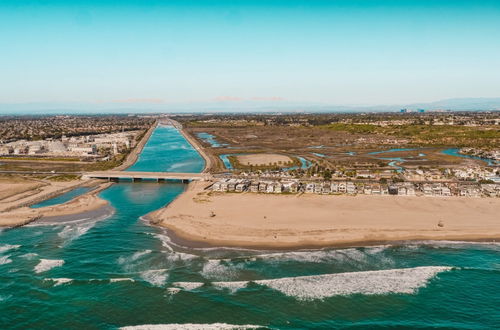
[1,0,500,113]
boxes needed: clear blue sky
[1,0,500,110]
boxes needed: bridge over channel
[82,171,211,182]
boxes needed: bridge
[82,171,211,182]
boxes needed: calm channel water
[1,125,499,329]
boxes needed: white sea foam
[34,259,64,273]
[175,266,451,300]
[201,259,239,280]
[110,278,135,283]
[153,233,174,252]
[121,323,261,330]
[256,266,451,300]
[57,220,98,243]
[173,281,204,291]
[0,255,12,265]
[0,244,21,253]
[118,249,152,265]
[20,252,38,260]
[140,269,169,287]
[212,280,249,293]
[46,278,73,286]
[166,287,181,296]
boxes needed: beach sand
[0,182,112,227]
[148,182,500,249]
[237,153,293,166]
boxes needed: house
[266,183,275,193]
[289,182,299,193]
[314,183,322,194]
[321,182,331,194]
[346,182,356,194]
[259,182,268,193]
[338,182,347,193]
[388,185,398,195]
[273,182,283,193]
[330,182,339,193]
[305,183,315,193]
[212,181,222,191]
[423,184,433,196]
[235,182,248,192]
[250,182,259,193]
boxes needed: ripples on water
[1,126,499,329]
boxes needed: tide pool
[0,126,499,329]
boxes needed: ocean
[0,125,499,329]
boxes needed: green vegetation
[46,174,81,181]
[322,124,500,147]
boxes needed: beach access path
[148,181,500,249]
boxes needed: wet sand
[0,182,113,227]
[148,182,500,249]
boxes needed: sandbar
[0,182,112,227]
[148,182,500,249]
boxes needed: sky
[1,0,500,112]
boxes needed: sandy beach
[148,182,500,249]
[0,182,112,227]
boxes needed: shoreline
[147,181,500,250]
[168,118,213,173]
[114,121,158,171]
[152,224,499,251]
[0,181,113,227]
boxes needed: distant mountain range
[1,97,500,114]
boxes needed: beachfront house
[273,182,283,193]
[305,183,315,193]
[321,182,331,194]
[250,182,259,193]
[338,182,347,193]
[258,182,267,193]
[266,183,275,193]
[235,181,249,192]
[346,182,356,194]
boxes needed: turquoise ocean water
[1,125,499,329]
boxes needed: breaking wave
[173,282,204,291]
[0,244,21,253]
[140,269,169,287]
[175,266,451,300]
[46,278,73,286]
[34,259,64,273]
[57,221,96,243]
[0,255,12,265]
[121,323,262,330]
[201,259,240,280]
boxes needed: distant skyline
[1,0,500,112]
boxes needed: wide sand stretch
[237,153,293,166]
[148,182,500,249]
[0,182,112,227]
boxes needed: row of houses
[211,178,500,197]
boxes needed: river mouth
[1,125,499,328]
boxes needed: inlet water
[1,125,499,329]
